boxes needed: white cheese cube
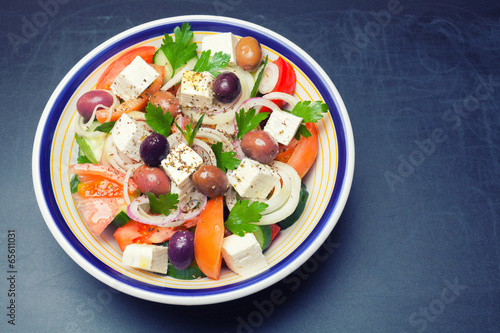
[111,56,159,101]
[111,113,151,161]
[263,109,303,145]
[178,71,214,108]
[122,244,169,274]
[202,32,238,66]
[227,158,280,199]
[161,143,203,187]
[222,233,269,276]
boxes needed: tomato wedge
[284,122,319,178]
[96,46,156,90]
[194,197,225,280]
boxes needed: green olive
[236,36,262,71]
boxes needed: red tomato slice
[96,46,156,90]
[69,164,139,235]
[69,163,138,194]
[114,220,185,252]
[270,224,281,242]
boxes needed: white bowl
[32,15,354,305]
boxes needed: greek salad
[70,22,328,280]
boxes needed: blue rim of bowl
[32,15,354,304]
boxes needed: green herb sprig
[211,141,240,172]
[174,114,205,146]
[193,50,231,77]
[224,200,269,236]
[160,22,198,72]
[145,102,174,137]
[234,108,270,140]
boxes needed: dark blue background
[1,0,499,332]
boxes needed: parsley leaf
[224,200,269,237]
[193,50,231,77]
[294,124,312,140]
[147,192,179,216]
[174,113,205,146]
[289,101,328,123]
[94,121,115,133]
[211,142,240,172]
[286,101,328,140]
[250,56,268,98]
[145,102,174,137]
[160,22,198,72]
[75,134,98,164]
[235,108,270,140]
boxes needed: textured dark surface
[1,0,500,332]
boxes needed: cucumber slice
[154,49,174,83]
[112,210,131,228]
[153,48,168,66]
[253,225,272,251]
[167,260,206,280]
[164,60,174,83]
[277,183,309,230]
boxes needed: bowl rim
[32,15,354,305]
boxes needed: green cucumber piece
[253,225,272,251]
[154,48,174,82]
[153,48,168,66]
[167,260,206,280]
[277,183,309,230]
[112,210,131,228]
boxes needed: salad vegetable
[69,23,328,280]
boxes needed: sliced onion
[123,168,134,205]
[167,131,186,150]
[196,127,234,152]
[262,92,300,109]
[255,161,302,225]
[238,97,281,114]
[192,138,217,165]
[102,135,125,172]
[127,195,186,227]
[74,113,106,139]
[177,192,207,220]
[253,170,289,214]
[257,62,279,94]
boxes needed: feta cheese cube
[202,32,238,66]
[178,71,214,108]
[227,158,280,199]
[263,109,303,145]
[111,113,151,161]
[161,143,203,187]
[222,233,269,276]
[122,244,169,274]
[111,56,159,101]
